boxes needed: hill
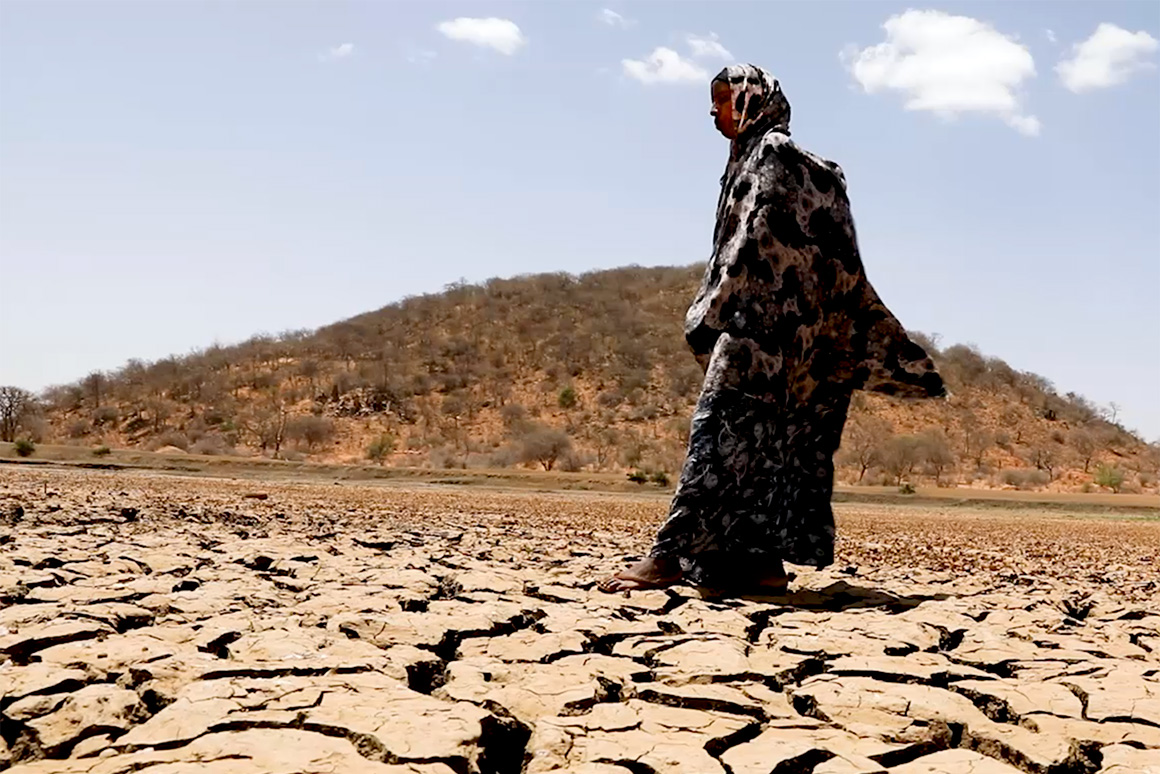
[6,264,1157,493]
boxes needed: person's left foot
[750,571,789,594]
[597,556,683,593]
[749,561,789,595]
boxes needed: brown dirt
[1,466,1157,773]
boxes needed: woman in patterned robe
[599,64,946,595]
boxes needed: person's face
[710,80,737,140]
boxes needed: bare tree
[0,386,35,442]
[299,359,320,395]
[241,402,287,456]
[84,372,104,409]
[518,424,572,471]
[1028,444,1059,481]
[146,396,174,432]
[838,416,892,482]
[1070,428,1098,473]
[286,415,335,451]
[441,393,467,449]
[960,413,994,469]
[918,430,956,486]
[592,426,620,469]
[1000,408,1024,444]
[880,435,922,486]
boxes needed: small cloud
[1046,29,1057,44]
[598,8,633,28]
[1004,114,1042,136]
[686,32,732,60]
[1056,22,1158,93]
[318,43,355,62]
[842,9,1040,136]
[436,17,526,55]
[405,47,437,66]
[623,47,708,85]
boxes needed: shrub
[596,390,624,408]
[499,403,528,431]
[286,415,335,450]
[190,434,231,456]
[557,450,590,473]
[649,470,670,487]
[13,438,35,457]
[899,482,916,495]
[93,406,120,426]
[67,420,90,439]
[627,470,648,484]
[155,431,190,451]
[92,446,112,457]
[557,386,578,410]
[367,433,397,464]
[430,446,465,469]
[1000,468,1050,491]
[1093,463,1125,493]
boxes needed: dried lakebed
[1,468,1158,773]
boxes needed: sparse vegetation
[649,470,670,487]
[1001,468,1051,491]
[13,438,36,457]
[11,265,1153,492]
[93,445,112,457]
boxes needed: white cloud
[686,32,732,60]
[436,17,526,55]
[843,9,1040,136]
[1056,23,1158,93]
[598,9,633,28]
[318,43,354,62]
[1046,29,1057,44]
[622,47,708,85]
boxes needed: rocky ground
[1,467,1158,774]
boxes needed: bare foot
[751,562,789,595]
[598,556,682,593]
[751,573,789,594]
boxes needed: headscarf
[712,64,791,142]
[690,66,945,403]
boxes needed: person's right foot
[597,556,683,593]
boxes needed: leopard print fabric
[649,65,945,587]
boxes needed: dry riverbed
[1,467,1157,773]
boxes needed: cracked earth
[1,468,1158,774]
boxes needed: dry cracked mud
[1,467,1158,774]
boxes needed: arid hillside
[6,264,1157,493]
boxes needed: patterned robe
[649,65,946,588]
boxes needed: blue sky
[1,1,1158,439]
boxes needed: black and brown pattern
[649,64,945,586]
